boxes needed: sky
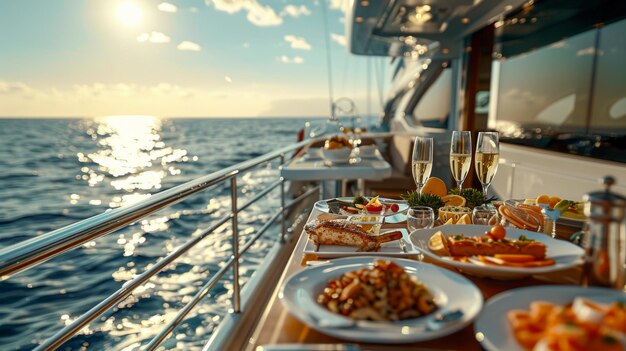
[0,0,388,118]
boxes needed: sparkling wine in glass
[412,137,433,193]
[450,131,471,192]
[475,132,500,195]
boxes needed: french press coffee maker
[581,176,626,290]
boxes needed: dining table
[281,148,392,197]
[244,205,584,351]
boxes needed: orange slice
[548,196,561,209]
[428,231,450,256]
[442,218,454,226]
[442,194,466,207]
[536,194,550,205]
[456,213,471,225]
[421,177,447,197]
[494,254,537,263]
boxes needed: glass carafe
[581,176,626,290]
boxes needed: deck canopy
[347,0,528,59]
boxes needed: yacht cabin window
[490,3,626,164]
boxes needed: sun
[116,1,143,27]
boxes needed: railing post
[280,153,286,243]
[230,176,240,313]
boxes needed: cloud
[224,75,232,83]
[284,35,311,50]
[72,82,193,99]
[189,7,199,13]
[243,42,250,48]
[206,0,282,26]
[279,55,304,64]
[0,81,35,96]
[157,2,177,13]
[177,41,202,51]
[330,33,347,46]
[281,4,311,17]
[0,80,196,102]
[550,40,568,49]
[0,80,55,100]
[137,32,171,44]
[0,80,347,117]
[329,0,351,13]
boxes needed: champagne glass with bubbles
[412,137,433,193]
[450,131,471,192]
[475,132,500,195]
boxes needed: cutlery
[399,239,407,253]
[314,309,464,333]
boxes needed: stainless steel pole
[230,176,240,313]
[280,153,286,243]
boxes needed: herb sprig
[401,191,445,211]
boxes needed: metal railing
[0,139,316,350]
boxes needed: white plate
[410,225,584,279]
[303,228,417,258]
[314,197,409,219]
[475,285,626,351]
[279,257,483,343]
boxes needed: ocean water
[0,116,316,351]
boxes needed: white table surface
[281,149,392,181]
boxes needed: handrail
[0,139,310,279]
[0,136,319,350]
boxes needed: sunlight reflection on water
[68,116,281,350]
[0,116,308,351]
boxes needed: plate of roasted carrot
[475,285,626,351]
[410,225,584,279]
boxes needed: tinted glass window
[409,68,451,128]
[590,20,626,134]
[496,30,595,133]
[490,0,626,163]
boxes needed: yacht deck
[240,207,581,351]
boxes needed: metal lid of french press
[583,176,626,220]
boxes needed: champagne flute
[475,132,500,195]
[412,137,433,193]
[450,131,471,192]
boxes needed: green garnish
[353,195,368,205]
[401,191,445,211]
[602,335,617,345]
[452,235,464,240]
[517,235,534,242]
[448,188,497,208]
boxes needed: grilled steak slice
[305,220,402,252]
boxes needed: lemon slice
[456,213,472,225]
[428,231,450,256]
[441,194,466,207]
[443,218,454,226]
[366,195,381,207]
